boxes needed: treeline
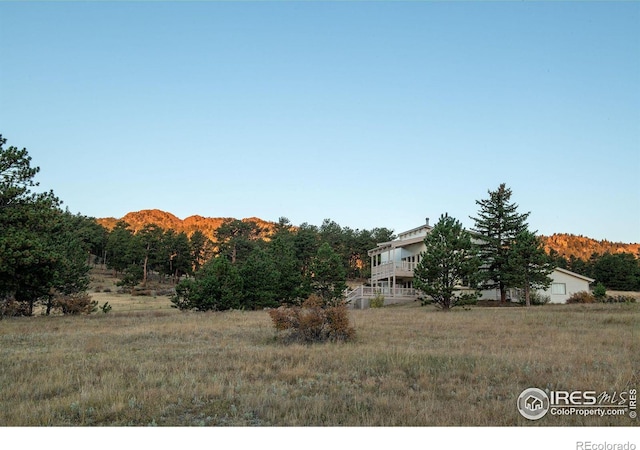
[99,217,395,310]
[99,218,394,284]
[549,250,640,291]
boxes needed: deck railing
[345,285,423,309]
[345,285,421,302]
[371,261,417,278]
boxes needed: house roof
[368,223,433,256]
[553,267,595,283]
[368,235,429,256]
[396,223,432,239]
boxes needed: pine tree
[471,183,530,303]
[214,219,262,264]
[413,214,481,310]
[503,230,553,306]
[0,135,89,316]
[309,242,347,306]
[189,230,213,273]
[105,221,140,274]
[137,223,164,286]
[238,248,280,309]
[268,219,307,304]
[160,230,192,283]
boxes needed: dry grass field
[1,271,638,427]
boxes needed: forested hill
[540,234,640,260]
[96,209,276,242]
[96,210,639,260]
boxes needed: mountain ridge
[96,209,277,242]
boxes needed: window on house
[551,283,566,295]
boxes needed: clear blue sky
[1,1,638,243]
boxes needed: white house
[345,220,594,308]
[544,267,595,304]
[346,219,433,308]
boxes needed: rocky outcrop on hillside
[540,233,640,260]
[96,209,276,242]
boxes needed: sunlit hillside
[541,233,640,260]
[96,209,276,242]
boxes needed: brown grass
[87,267,175,313]
[0,300,637,426]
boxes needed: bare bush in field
[268,294,355,343]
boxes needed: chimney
[425,217,430,226]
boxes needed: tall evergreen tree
[238,248,280,309]
[0,135,89,316]
[309,242,347,306]
[471,183,530,303]
[105,221,139,274]
[503,230,553,306]
[160,230,192,283]
[293,222,320,279]
[137,223,164,286]
[268,218,308,304]
[189,230,214,273]
[413,214,481,310]
[214,219,262,264]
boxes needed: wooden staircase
[345,286,421,309]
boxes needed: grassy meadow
[0,271,638,426]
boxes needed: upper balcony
[371,261,417,280]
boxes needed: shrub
[0,298,31,318]
[565,291,596,304]
[268,294,355,343]
[100,302,112,314]
[593,283,607,301]
[117,265,144,292]
[369,292,385,308]
[603,295,636,304]
[517,290,550,306]
[54,293,98,315]
[131,288,152,297]
[156,288,175,297]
